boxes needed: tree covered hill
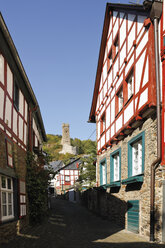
[43,134,96,162]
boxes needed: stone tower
[61,123,70,146]
[59,123,77,155]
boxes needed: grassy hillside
[43,134,96,163]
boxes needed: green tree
[79,155,96,189]
[26,152,53,224]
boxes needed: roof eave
[0,13,47,142]
[88,2,148,123]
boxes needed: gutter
[144,0,163,241]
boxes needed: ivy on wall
[26,152,52,224]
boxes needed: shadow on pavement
[1,199,165,248]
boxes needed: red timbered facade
[89,1,165,243]
[55,159,80,195]
[0,13,46,241]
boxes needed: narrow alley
[2,199,165,248]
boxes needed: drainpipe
[145,0,163,242]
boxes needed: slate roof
[49,160,65,172]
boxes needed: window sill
[108,181,121,188]
[122,175,144,185]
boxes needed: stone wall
[0,130,28,244]
[93,114,164,242]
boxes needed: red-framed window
[125,69,134,103]
[107,49,113,72]
[6,139,13,168]
[116,87,123,115]
[100,112,106,135]
[13,81,19,111]
[113,35,119,61]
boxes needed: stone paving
[1,198,165,248]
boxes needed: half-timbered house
[89,0,165,242]
[0,13,47,242]
[53,158,81,195]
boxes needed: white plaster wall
[111,124,115,138]
[128,14,136,31]
[142,58,149,87]
[125,56,133,76]
[136,31,148,59]
[0,87,4,119]
[113,57,118,79]
[106,105,110,128]
[116,114,122,133]
[106,129,110,143]
[124,101,134,124]
[24,101,28,122]
[101,134,105,147]
[111,98,115,124]
[24,124,27,145]
[137,15,146,34]
[128,24,135,53]
[7,64,13,98]
[0,55,4,85]
[107,34,112,52]
[113,15,118,38]
[19,91,24,116]
[13,109,18,135]
[116,74,123,91]
[120,43,126,67]
[5,96,12,128]
[19,116,23,141]
[135,49,146,94]
[139,88,148,110]
[108,70,112,89]
[120,17,126,47]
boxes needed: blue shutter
[110,155,114,183]
[127,200,139,233]
[100,163,102,185]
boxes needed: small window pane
[8,205,12,215]
[1,177,6,188]
[7,178,12,189]
[2,192,6,204]
[8,193,12,203]
[3,205,7,216]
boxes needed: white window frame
[118,90,123,112]
[1,175,14,221]
[127,71,134,99]
[132,139,142,176]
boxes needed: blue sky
[1,0,142,140]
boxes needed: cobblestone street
[2,199,165,248]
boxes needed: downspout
[147,0,163,242]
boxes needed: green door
[127,200,139,233]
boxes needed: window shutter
[100,164,102,185]
[19,180,26,218]
[110,155,114,183]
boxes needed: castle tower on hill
[59,123,77,155]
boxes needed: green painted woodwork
[100,158,107,186]
[127,131,145,178]
[110,148,121,186]
[127,200,139,233]
[122,175,144,185]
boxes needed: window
[14,81,19,110]
[100,113,106,135]
[128,132,145,177]
[19,180,26,217]
[108,50,112,72]
[1,175,14,221]
[65,176,70,182]
[100,159,107,186]
[116,88,123,114]
[0,55,4,84]
[110,148,121,184]
[126,70,134,100]
[113,36,119,59]
[6,139,13,167]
